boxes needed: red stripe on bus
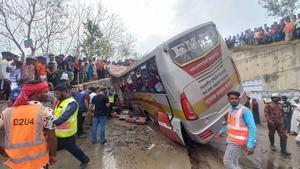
[182,46,222,77]
[203,79,232,107]
[199,130,213,139]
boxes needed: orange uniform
[2,104,50,169]
[227,106,249,145]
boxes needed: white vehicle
[110,22,246,145]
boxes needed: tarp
[107,64,130,77]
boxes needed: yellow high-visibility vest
[108,95,114,103]
[54,97,78,138]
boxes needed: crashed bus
[109,22,246,145]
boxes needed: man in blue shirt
[8,78,29,106]
[218,91,256,169]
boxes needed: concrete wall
[232,40,300,90]
[75,78,111,88]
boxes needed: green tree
[81,19,104,58]
[258,0,300,18]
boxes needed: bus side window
[128,68,141,92]
[140,64,151,93]
[147,59,166,93]
[126,74,135,92]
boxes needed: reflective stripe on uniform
[4,106,47,149]
[228,125,248,131]
[10,151,48,163]
[55,128,75,132]
[228,133,248,141]
[233,108,243,128]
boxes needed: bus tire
[181,125,196,147]
[144,110,157,125]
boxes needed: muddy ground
[1,119,300,169]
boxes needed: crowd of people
[111,59,137,66]
[0,51,127,169]
[0,77,119,169]
[1,48,299,169]
[0,51,136,102]
[225,14,300,48]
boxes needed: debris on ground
[113,109,147,125]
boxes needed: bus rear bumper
[182,105,229,144]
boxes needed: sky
[100,0,276,54]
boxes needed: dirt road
[1,119,299,169]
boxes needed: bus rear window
[166,25,218,66]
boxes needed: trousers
[267,122,287,144]
[223,143,243,169]
[284,112,293,132]
[57,136,89,163]
[77,113,85,136]
[92,116,107,143]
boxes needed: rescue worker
[218,91,256,169]
[0,81,57,169]
[264,93,291,156]
[107,87,115,117]
[53,85,90,169]
[282,96,293,133]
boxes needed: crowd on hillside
[0,51,136,101]
[225,14,300,48]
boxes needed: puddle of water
[103,146,118,169]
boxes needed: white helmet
[271,93,281,98]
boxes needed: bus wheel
[144,110,157,125]
[181,125,196,147]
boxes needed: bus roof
[107,64,130,77]
[108,21,216,78]
[162,21,215,46]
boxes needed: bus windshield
[166,25,219,66]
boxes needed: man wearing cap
[0,81,57,169]
[264,93,291,156]
[219,91,256,169]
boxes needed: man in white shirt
[291,98,300,134]
[0,52,13,79]
[89,87,97,104]
[0,52,13,100]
